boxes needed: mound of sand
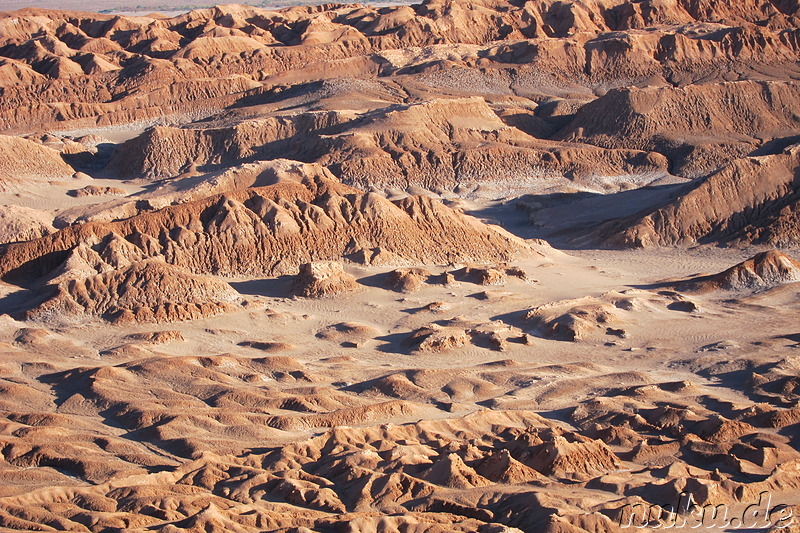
[525,290,698,342]
[529,301,623,342]
[316,321,378,345]
[238,340,295,352]
[124,330,184,344]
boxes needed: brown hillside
[596,145,800,247]
[0,160,533,283]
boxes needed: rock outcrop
[291,261,360,298]
[109,97,668,187]
[674,250,800,292]
[2,0,799,133]
[69,185,126,197]
[1,2,800,532]
[385,267,432,293]
[559,81,800,177]
[525,290,699,342]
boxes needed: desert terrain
[1,0,800,531]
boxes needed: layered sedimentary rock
[1,1,800,531]
[0,205,55,244]
[3,349,800,531]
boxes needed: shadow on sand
[230,275,294,298]
[465,182,687,249]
